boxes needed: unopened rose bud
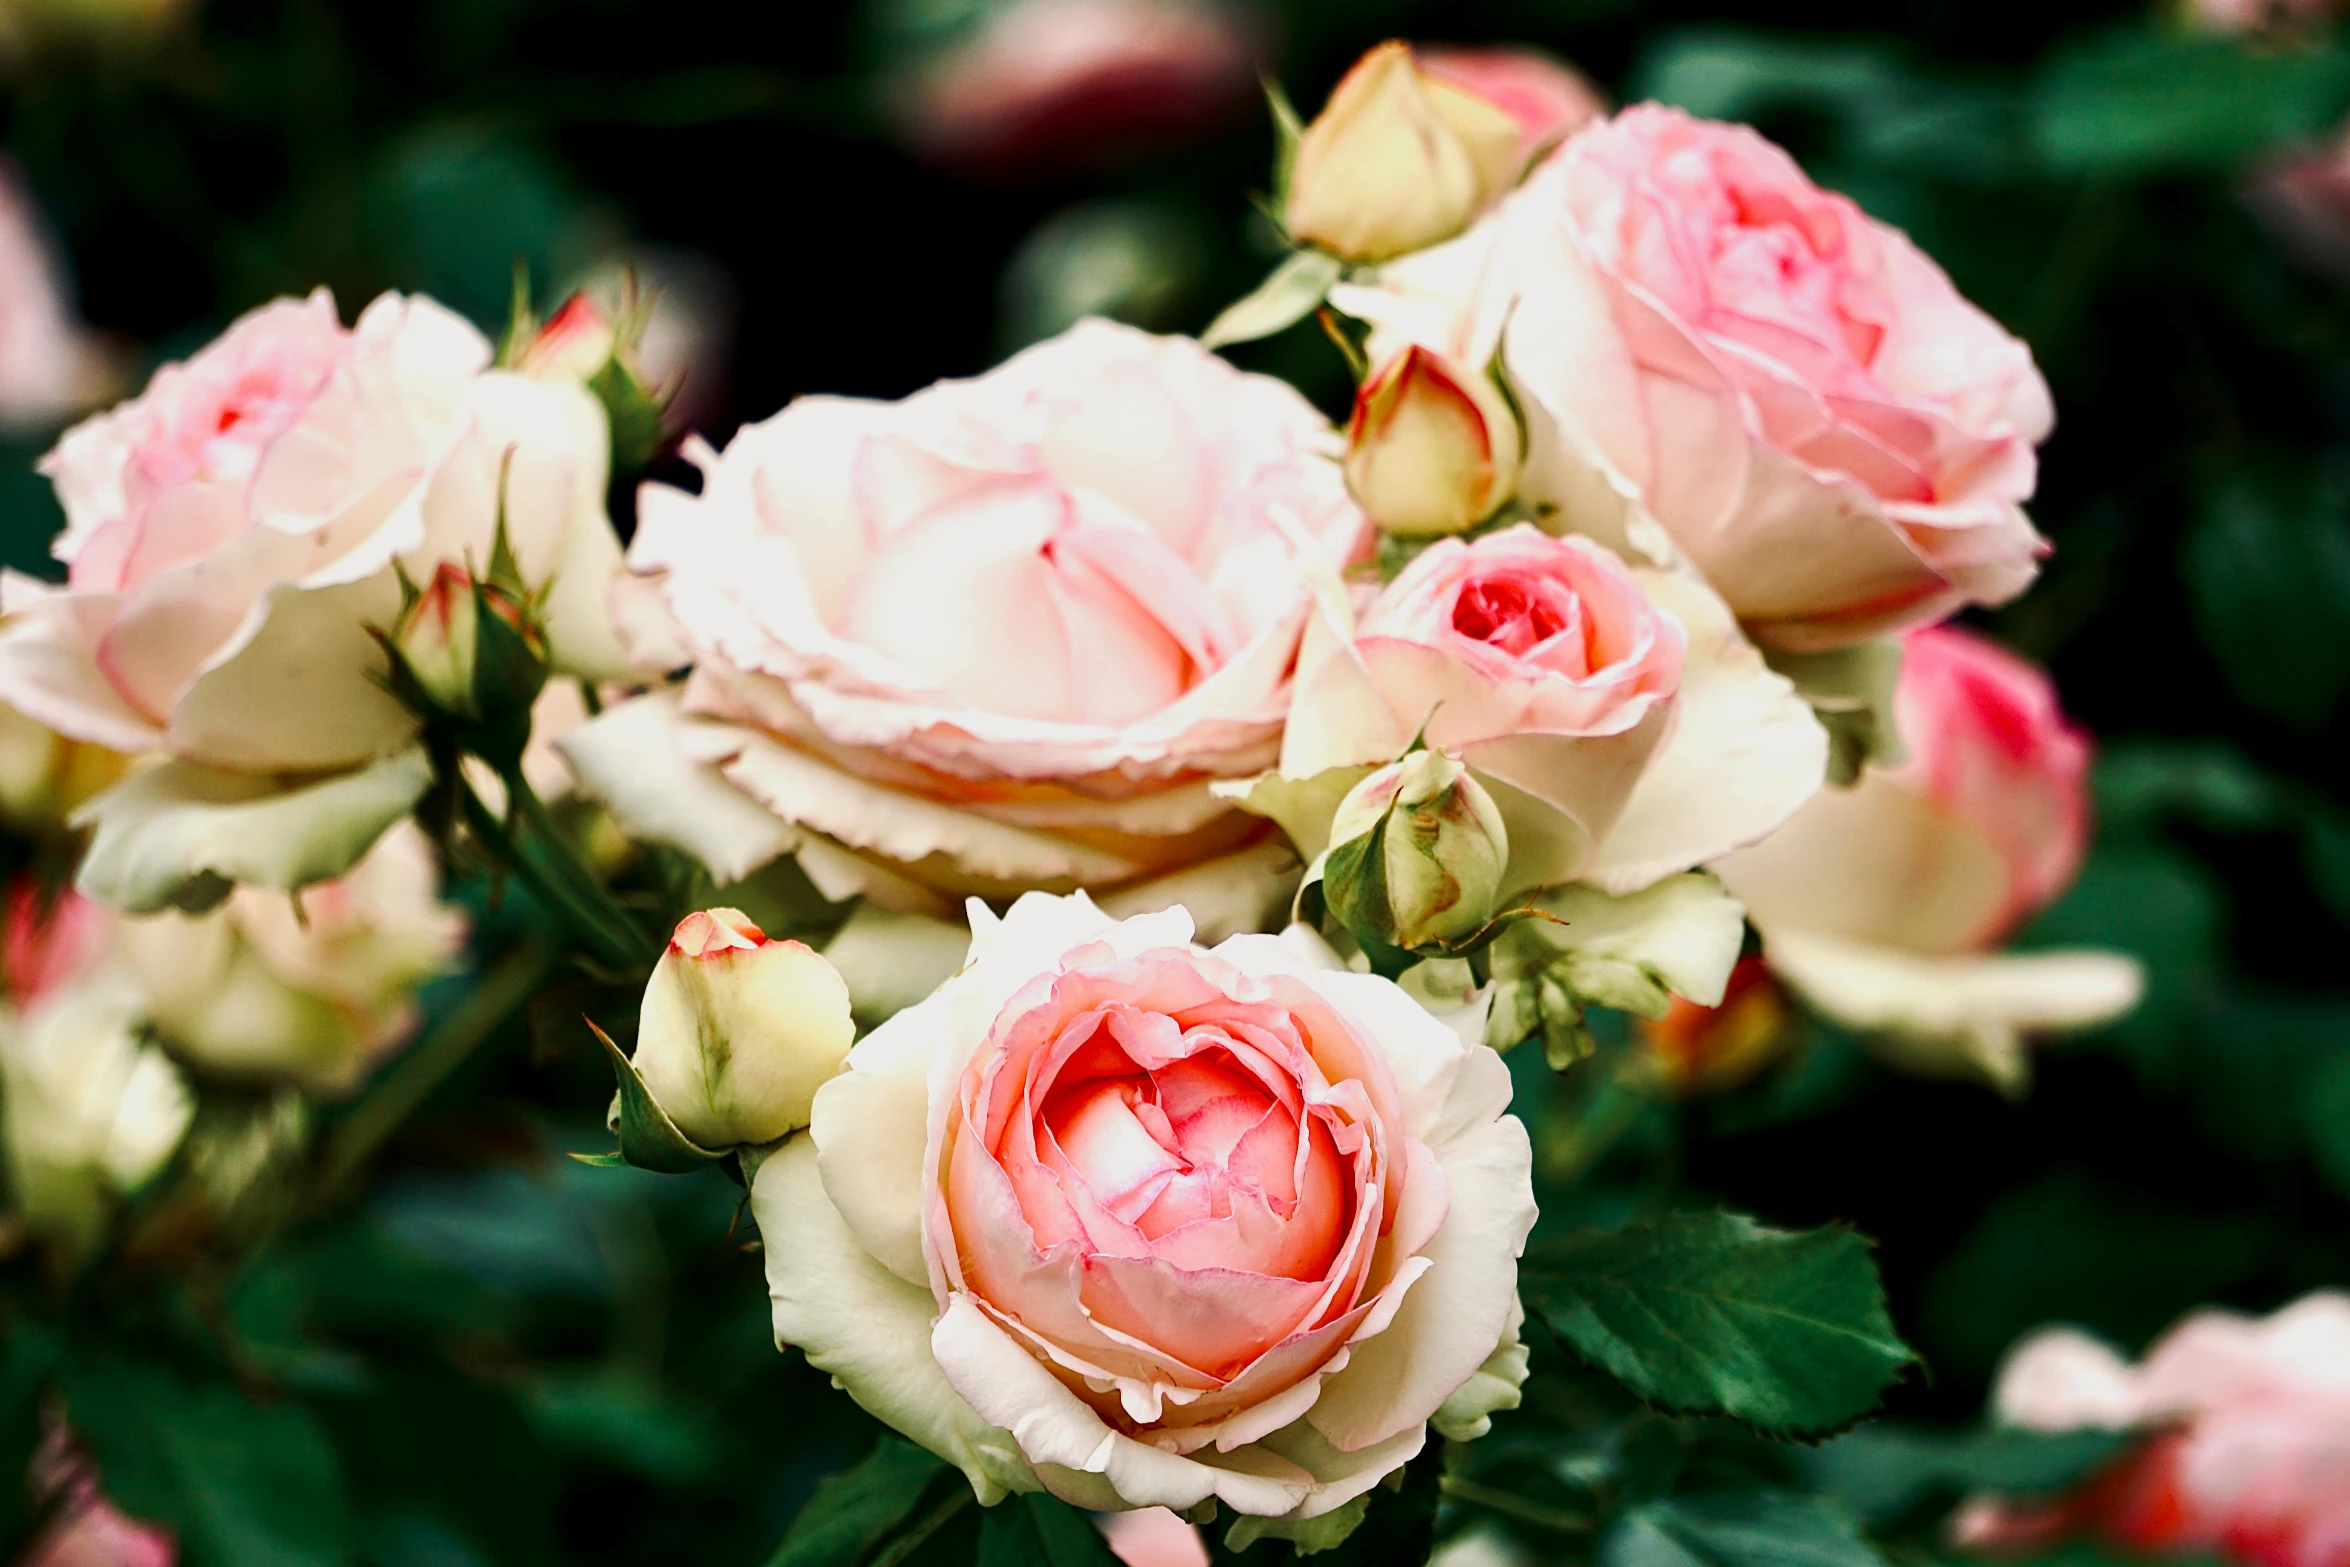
[515,293,618,384]
[1324,749,1509,955]
[386,563,549,765]
[1345,346,1521,536]
[1285,40,1526,263]
[631,908,854,1150]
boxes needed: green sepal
[590,354,667,480]
[586,1019,724,1174]
[566,1150,627,1168]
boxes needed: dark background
[8,1,2350,1562]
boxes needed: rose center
[1452,573,1595,670]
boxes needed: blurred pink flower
[0,160,112,430]
[21,1424,175,1567]
[891,0,1258,174]
[2186,0,2338,33]
[1957,1292,2350,1567]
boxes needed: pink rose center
[1450,572,1587,665]
[945,951,1400,1383]
[1026,1005,1351,1282]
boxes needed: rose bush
[1716,624,2139,1088]
[0,288,636,910]
[1332,106,2055,649]
[1267,524,1825,897]
[566,318,1366,932]
[752,892,1533,1523]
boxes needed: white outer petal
[753,1136,1034,1505]
[1584,569,1828,892]
[1763,927,2145,1092]
[556,689,797,883]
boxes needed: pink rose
[1278,525,1825,895]
[752,893,1533,1522]
[1101,1509,1209,1567]
[1717,625,2137,1087]
[0,161,113,431]
[1334,106,2054,649]
[0,288,632,776]
[1955,1293,2350,1567]
[889,0,1258,175]
[568,319,1367,929]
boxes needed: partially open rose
[1333,106,2054,650]
[567,319,1366,934]
[1268,524,1824,897]
[1717,624,2139,1089]
[0,289,635,910]
[753,892,1533,1523]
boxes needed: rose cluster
[0,33,2146,1549]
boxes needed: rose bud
[630,908,855,1151]
[513,292,618,384]
[506,280,671,477]
[1345,344,1522,536]
[384,562,549,770]
[1285,40,1526,262]
[1324,748,1509,958]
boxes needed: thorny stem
[459,778,642,970]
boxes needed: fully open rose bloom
[1955,1293,2350,1567]
[0,289,636,909]
[752,892,1533,1523]
[1716,624,2139,1089]
[1267,524,1825,898]
[566,319,1366,933]
[1332,106,2054,650]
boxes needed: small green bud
[1323,748,1509,956]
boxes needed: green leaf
[1,1328,57,1550]
[2033,32,2350,177]
[979,1494,1121,1567]
[1802,1423,2128,1525]
[1602,1492,1884,1567]
[767,1436,949,1567]
[2183,477,2350,731]
[1521,1210,1913,1439]
[1201,250,1344,351]
[587,1019,723,1174]
[60,1353,351,1567]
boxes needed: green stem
[506,768,656,957]
[312,942,553,1206]
[1438,1476,1595,1534]
[460,781,641,969]
[870,1487,973,1567]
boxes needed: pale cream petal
[1096,836,1301,942]
[165,572,419,773]
[753,1138,1034,1505]
[1763,927,2145,1093]
[71,747,433,915]
[822,904,973,1027]
[556,690,796,884]
[1584,570,1828,893]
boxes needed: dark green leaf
[1802,1423,2128,1525]
[60,1353,351,1567]
[2182,479,2350,731]
[2034,32,2350,176]
[1,1327,57,1550]
[767,1436,949,1567]
[588,1020,723,1174]
[1602,1492,1884,1567]
[979,1493,1120,1567]
[1522,1210,1912,1439]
